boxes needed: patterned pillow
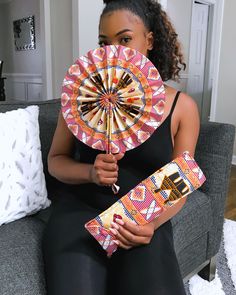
[0,105,50,226]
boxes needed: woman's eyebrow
[115,29,132,36]
[98,34,107,39]
[99,29,132,39]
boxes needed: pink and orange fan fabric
[61,45,165,155]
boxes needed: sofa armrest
[195,122,235,257]
[0,218,46,295]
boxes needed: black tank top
[74,91,181,210]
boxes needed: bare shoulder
[165,85,199,120]
[176,91,200,137]
[178,92,199,113]
[167,89,200,157]
[177,92,200,128]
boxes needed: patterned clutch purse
[85,151,206,256]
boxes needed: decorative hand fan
[61,45,165,154]
[61,45,165,192]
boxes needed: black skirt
[43,196,186,295]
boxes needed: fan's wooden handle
[112,183,120,194]
[106,103,120,194]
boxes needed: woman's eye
[98,41,107,47]
[120,37,132,45]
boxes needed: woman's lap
[43,199,185,295]
[43,199,108,295]
[108,221,185,295]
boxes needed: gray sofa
[0,99,235,295]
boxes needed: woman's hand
[90,153,124,186]
[109,218,155,250]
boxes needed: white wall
[48,0,103,98]
[216,0,236,161]
[1,0,73,100]
[3,0,42,74]
[50,0,73,98]
[165,0,192,92]
[167,0,236,161]
[167,0,192,70]
[1,0,43,101]
[78,0,104,56]
[0,4,7,60]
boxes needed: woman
[43,0,199,294]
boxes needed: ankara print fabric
[61,45,165,153]
[85,152,206,256]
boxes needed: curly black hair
[101,0,186,81]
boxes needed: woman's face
[99,9,153,56]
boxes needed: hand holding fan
[61,45,165,192]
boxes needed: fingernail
[115,218,124,225]
[111,222,119,230]
[113,214,122,221]
[113,240,119,245]
[109,228,118,235]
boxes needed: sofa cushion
[178,233,208,278]
[0,217,46,295]
[0,106,50,226]
[171,190,212,255]
[0,99,62,202]
[0,99,61,175]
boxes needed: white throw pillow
[0,105,50,226]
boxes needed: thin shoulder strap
[169,91,181,116]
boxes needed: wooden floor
[225,165,236,221]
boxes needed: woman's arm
[48,111,123,185]
[152,92,200,230]
[48,111,91,184]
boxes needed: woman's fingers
[91,153,124,186]
[116,226,152,246]
[99,175,118,185]
[95,154,118,171]
[109,228,133,249]
[98,153,124,164]
[110,219,155,249]
[120,220,154,237]
[92,171,118,185]
[111,229,150,249]
[114,153,125,161]
[99,162,118,172]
